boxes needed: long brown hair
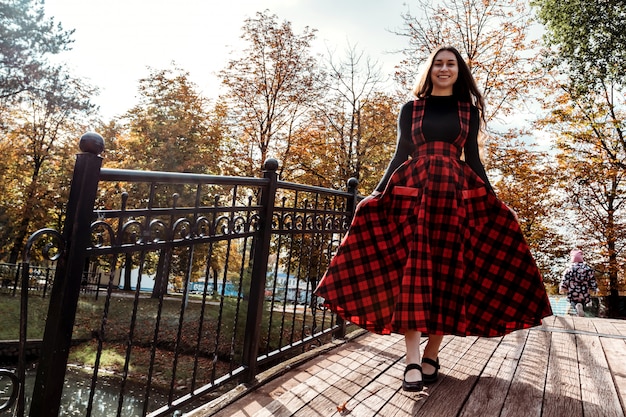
[412,46,485,123]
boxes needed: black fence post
[333,177,359,339]
[346,177,359,217]
[241,158,278,382]
[28,133,104,417]
[16,261,29,416]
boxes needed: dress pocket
[462,187,489,227]
[389,186,420,223]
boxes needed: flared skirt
[314,153,553,336]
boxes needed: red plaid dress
[315,99,553,336]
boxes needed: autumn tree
[113,65,222,174]
[556,123,626,297]
[103,65,225,296]
[1,66,96,263]
[289,44,397,191]
[219,10,324,176]
[0,0,97,263]
[532,0,626,92]
[393,0,542,121]
[0,0,73,106]
[533,0,626,314]
[488,137,566,286]
[537,89,626,307]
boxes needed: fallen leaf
[337,401,350,414]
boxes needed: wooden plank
[408,336,501,417]
[572,315,596,333]
[542,315,557,327]
[250,336,375,417]
[594,319,624,336]
[328,339,408,417]
[591,317,624,337]
[187,315,626,417]
[551,314,575,330]
[459,330,529,417]
[344,335,461,417]
[608,319,626,336]
[299,335,407,417]
[307,333,404,415]
[591,319,626,416]
[542,326,583,417]
[575,332,623,417]
[336,360,405,416]
[378,335,478,417]
[218,353,338,417]
[252,332,401,417]
[501,327,551,417]
[191,329,369,417]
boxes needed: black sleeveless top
[374,96,492,193]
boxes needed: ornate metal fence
[0,263,102,299]
[3,133,358,417]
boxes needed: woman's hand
[507,205,519,222]
[357,191,382,210]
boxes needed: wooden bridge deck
[188,315,626,417]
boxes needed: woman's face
[429,50,459,95]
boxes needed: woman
[314,46,552,392]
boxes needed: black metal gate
[1,133,358,416]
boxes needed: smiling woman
[429,50,459,95]
[314,45,553,392]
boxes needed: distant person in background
[560,249,598,317]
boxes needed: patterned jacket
[559,263,598,305]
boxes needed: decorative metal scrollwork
[121,219,143,245]
[90,220,116,248]
[231,215,248,234]
[84,187,267,252]
[22,228,65,263]
[214,215,231,235]
[0,369,19,412]
[281,213,294,230]
[172,218,193,240]
[195,216,213,237]
[270,193,352,233]
[315,213,326,230]
[148,219,168,242]
[304,213,315,231]
[249,214,260,232]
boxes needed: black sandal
[402,363,424,392]
[421,357,440,384]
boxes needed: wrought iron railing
[2,133,358,417]
[0,263,102,299]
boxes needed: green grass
[0,293,50,340]
[1,290,338,390]
[70,342,128,370]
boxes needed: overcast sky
[44,0,412,120]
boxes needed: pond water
[4,368,170,417]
